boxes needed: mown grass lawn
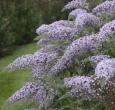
[0,43,38,110]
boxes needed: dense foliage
[0,0,67,56]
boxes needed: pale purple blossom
[99,19,115,38]
[6,54,33,71]
[68,8,87,20]
[74,13,101,29]
[65,75,115,106]
[36,20,75,36]
[62,0,88,11]
[36,24,49,36]
[36,20,78,42]
[6,46,59,79]
[69,9,101,32]
[64,76,95,100]
[88,55,111,64]
[8,82,40,104]
[95,58,115,80]
[31,52,58,79]
[8,82,55,107]
[92,0,115,18]
[49,34,102,75]
[64,57,115,104]
[49,20,75,28]
[41,26,77,41]
[34,87,55,108]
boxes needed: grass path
[0,43,38,110]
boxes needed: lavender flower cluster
[6,45,59,79]
[49,19,115,75]
[64,56,115,106]
[93,0,115,18]
[62,0,88,11]
[36,20,77,43]
[8,81,55,108]
[5,46,59,107]
[88,54,111,64]
[68,9,101,32]
[64,76,95,100]
[5,0,115,109]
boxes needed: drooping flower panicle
[62,0,88,11]
[93,0,115,18]
[8,82,55,107]
[6,46,59,79]
[36,20,78,42]
[95,58,115,80]
[99,19,115,38]
[64,76,96,100]
[8,82,39,104]
[49,33,102,75]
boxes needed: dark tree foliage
[0,0,67,57]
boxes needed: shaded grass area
[0,43,38,110]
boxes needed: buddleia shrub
[4,0,115,110]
